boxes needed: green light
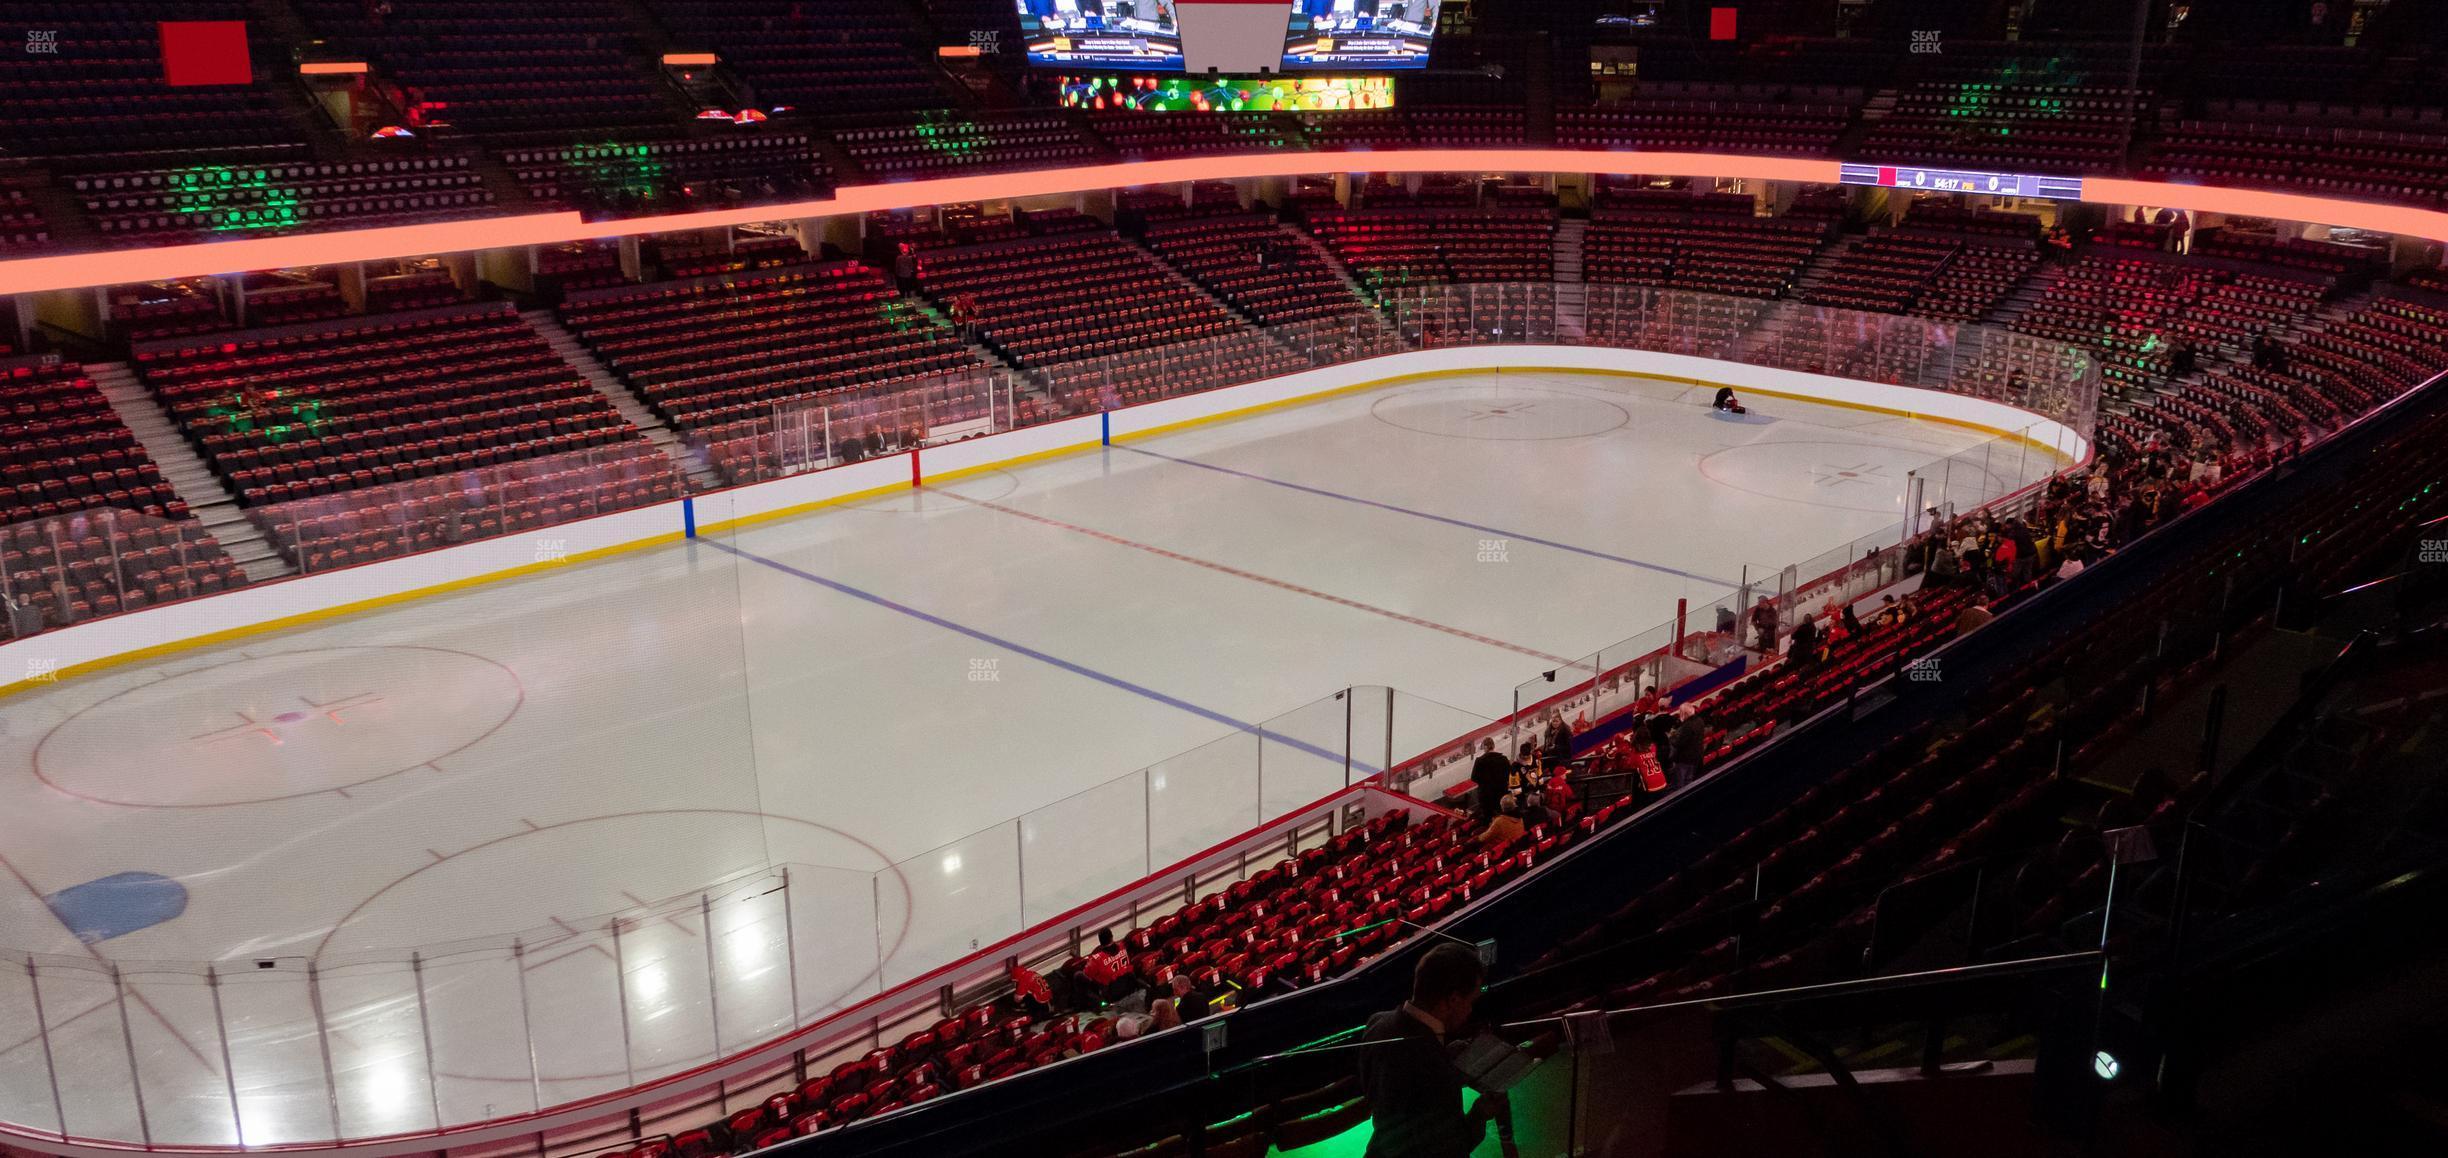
[566,140,668,203]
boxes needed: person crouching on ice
[1713,386,1748,415]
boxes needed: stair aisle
[1554,217,1587,342]
[525,310,727,492]
[89,362,293,583]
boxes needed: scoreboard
[1017,0,1443,72]
[1839,164,2085,201]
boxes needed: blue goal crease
[702,539,1377,773]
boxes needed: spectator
[1927,542,1962,588]
[1748,596,1779,653]
[1468,737,1510,821]
[1478,794,1527,846]
[1787,612,1820,666]
[1955,601,1995,635]
[1541,709,1575,765]
[1080,930,1136,1006]
[1644,705,1678,761]
[1356,945,1499,1158]
[1669,706,1708,788]
[1840,600,1866,638]
[1510,742,1541,797]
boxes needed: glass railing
[1,507,250,641]
[255,443,689,574]
[684,368,1025,487]
[0,687,1485,1146]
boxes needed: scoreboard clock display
[1840,163,2085,201]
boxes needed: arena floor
[0,369,2052,1142]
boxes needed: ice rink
[0,369,2050,1142]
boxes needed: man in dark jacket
[1356,944,1497,1158]
[1468,738,1510,821]
[1669,707,1708,789]
[1644,707,1678,761]
[1787,613,1820,667]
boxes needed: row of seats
[1138,214,1374,327]
[1800,204,2044,322]
[1801,234,1975,316]
[75,155,492,240]
[642,233,816,280]
[28,92,2448,253]
[1583,206,1829,299]
[133,305,652,506]
[1092,112,1301,159]
[0,361,184,525]
[607,787,1657,1154]
[2,507,249,638]
[913,230,1277,370]
[558,260,991,436]
[836,113,1099,179]
[697,375,1044,487]
[1559,89,1852,158]
[296,0,675,144]
[2011,252,2332,398]
[2094,296,2447,461]
[1112,184,1246,231]
[1536,413,2447,1022]
[650,0,957,125]
[508,133,831,216]
[1302,207,1557,290]
[253,442,683,571]
[1858,83,2142,175]
[0,3,307,169]
[2141,120,2448,208]
[0,187,50,250]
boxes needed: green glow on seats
[165,164,302,233]
[914,117,988,158]
[567,141,668,202]
[205,388,331,441]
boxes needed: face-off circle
[1371,383,1631,441]
[34,646,524,808]
[1696,440,2017,514]
[318,809,913,1085]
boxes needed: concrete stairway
[88,363,293,582]
[524,310,725,492]
[1790,236,1862,300]
[1987,260,2066,327]
[1553,218,1587,343]
[1296,221,1378,302]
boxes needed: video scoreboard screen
[1840,163,2085,201]
[1283,0,1442,69]
[1017,0,1186,69]
[1017,0,1442,71]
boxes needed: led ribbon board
[1055,73,1394,111]
[1841,164,2084,201]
